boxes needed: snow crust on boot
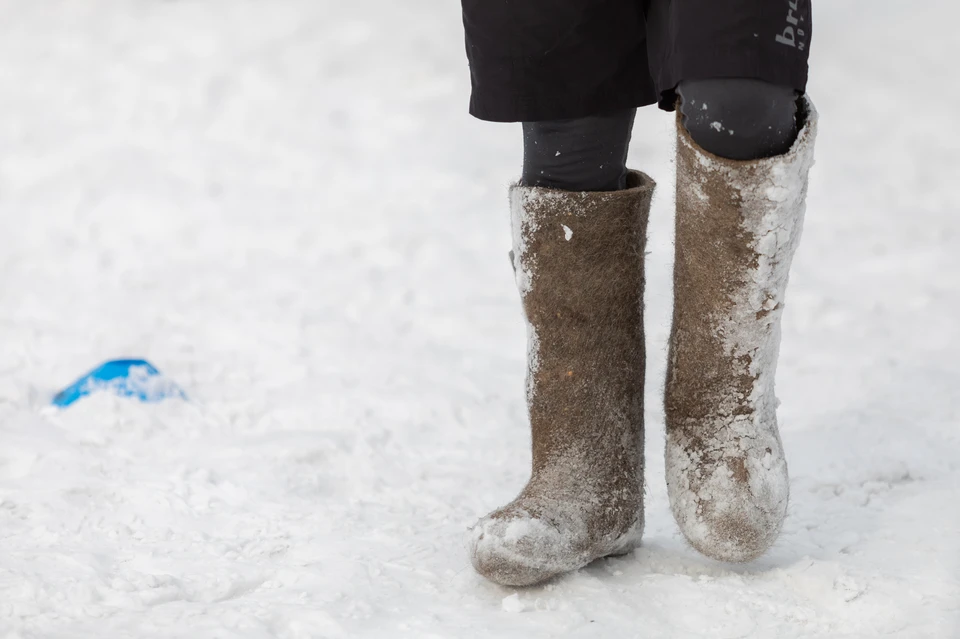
[469,172,655,587]
[665,97,818,563]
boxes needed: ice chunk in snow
[502,594,526,613]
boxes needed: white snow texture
[0,1,958,638]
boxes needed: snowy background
[1,0,958,637]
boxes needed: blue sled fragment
[52,359,187,408]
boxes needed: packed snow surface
[1,1,958,637]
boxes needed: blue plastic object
[52,359,187,408]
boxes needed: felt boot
[469,171,655,586]
[665,98,818,562]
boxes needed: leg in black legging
[521,109,637,192]
[677,79,799,161]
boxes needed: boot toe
[679,504,785,562]
[667,444,789,562]
[467,509,575,587]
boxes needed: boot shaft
[510,172,655,475]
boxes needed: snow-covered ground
[1,0,958,636]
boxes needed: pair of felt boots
[468,103,818,586]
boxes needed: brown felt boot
[468,171,655,587]
[665,97,818,562]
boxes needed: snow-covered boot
[469,171,655,586]
[665,98,817,562]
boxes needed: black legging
[521,79,800,192]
